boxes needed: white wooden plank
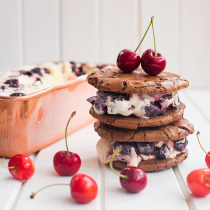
[104,166,189,210]
[173,166,197,210]
[0,0,23,72]
[177,90,210,210]
[15,123,102,210]
[100,0,140,64]
[140,0,180,74]
[180,1,210,88]
[23,0,60,64]
[61,0,99,62]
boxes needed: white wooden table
[1,89,210,210]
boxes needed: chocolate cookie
[90,102,185,129]
[94,118,194,142]
[112,150,188,172]
[87,67,189,95]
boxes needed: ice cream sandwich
[94,118,194,172]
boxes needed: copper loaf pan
[0,76,95,157]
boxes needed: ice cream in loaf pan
[0,62,109,97]
[0,61,112,157]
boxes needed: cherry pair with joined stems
[109,146,147,193]
[117,16,166,76]
[53,111,81,176]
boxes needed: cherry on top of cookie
[87,67,189,95]
[117,16,166,76]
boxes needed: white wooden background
[0,0,210,88]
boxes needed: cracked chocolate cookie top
[94,118,194,142]
[87,67,189,95]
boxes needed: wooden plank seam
[173,166,196,210]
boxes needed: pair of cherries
[186,132,210,197]
[31,111,98,204]
[117,16,166,76]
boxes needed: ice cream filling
[87,91,179,119]
[96,137,188,167]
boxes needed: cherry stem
[65,111,76,156]
[151,16,157,57]
[30,183,69,199]
[134,16,154,53]
[109,146,129,180]
[205,178,210,183]
[2,157,16,169]
[196,131,210,158]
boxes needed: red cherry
[196,131,210,169]
[109,146,147,193]
[53,151,81,176]
[30,174,98,204]
[2,154,35,181]
[70,174,98,204]
[187,168,210,197]
[120,166,147,193]
[141,49,166,76]
[117,49,141,73]
[53,111,81,176]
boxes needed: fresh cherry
[53,111,81,176]
[117,49,140,73]
[53,151,81,176]
[109,146,147,193]
[70,174,98,203]
[187,168,210,197]
[120,166,147,193]
[116,17,154,73]
[30,174,98,204]
[196,131,210,169]
[2,154,35,181]
[141,17,166,76]
[141,49,166,76]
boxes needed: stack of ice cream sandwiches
[87,66,194,172]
